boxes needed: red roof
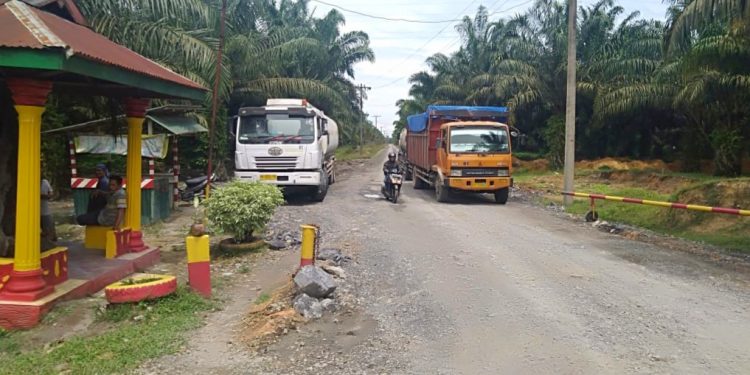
[0,0,205,91]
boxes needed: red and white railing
[71,177,155,190]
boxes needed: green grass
[335,144,385,161]
[254,293,271,305]
[512,169,555,183]
[514,151,545,161]
[0,288,216,375]
[561,184,672,229]
[518,170,750,253]
[0,329,19,355]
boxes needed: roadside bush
[543,115,565,170]
[204,181,284,243]
[514,151,544,161]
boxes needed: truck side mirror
[228,117,237,138]
[435,138,442,148]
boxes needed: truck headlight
[497,169,510,177]
[450,169,462,177]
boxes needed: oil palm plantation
[396,0,750,175]
[76,0,378,145]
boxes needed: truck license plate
[260,174,277,181]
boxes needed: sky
[309,0,670,136]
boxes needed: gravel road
[141,147,750,374]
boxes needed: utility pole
[354,84,371,150]
[563,0,577,206]
[372,115,383,142]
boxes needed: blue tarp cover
[406,105,509,133]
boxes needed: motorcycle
[178,173,216,202]
[381,168,403,204]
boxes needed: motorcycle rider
[383,152,401,193]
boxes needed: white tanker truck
[232,99,339,201]
[397,128,412,180]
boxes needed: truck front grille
[461,168,500,177]
[254,156,299,169]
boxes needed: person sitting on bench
[85,163,110,213]
[76,175,126,230]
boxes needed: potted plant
[204,181,284,251]
[190,195,207,237]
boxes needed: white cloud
[311,0,669,136]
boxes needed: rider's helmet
[388,152,396,162]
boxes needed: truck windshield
[238,115,315,144]
[449,127,509,153]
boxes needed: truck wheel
[313,172,329,202]
[414,176,426,190]
[494,188,509,204]
[328,166,336,185]
[435,182,450,203]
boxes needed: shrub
[543,115,565,170]
[204,181,284,243]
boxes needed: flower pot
[105,273,177,304]
[218,238,266,252]
[190,223,206,237]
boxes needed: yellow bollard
[186,234,211,298]
[299,225,318,268]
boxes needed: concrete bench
[84,226,132,259]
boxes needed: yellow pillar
[125,116,144,231]
[13,105,44,271]
[0,79,53,302]
[299,225,317,267]
[124,98,150,251]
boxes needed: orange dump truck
[405,105,514,203]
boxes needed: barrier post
[300,225,318,268]
[186,234,211,298]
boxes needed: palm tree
[76,0,378,145]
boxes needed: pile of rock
[292,253,348,319]
[593,220,624,234]
[264,229,301,250]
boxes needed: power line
[372,0,536,90]
[313,0,535,25]
[369,0,481,89]
[311,0,466,24]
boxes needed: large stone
[294,266,337,298]
[293,293,323,319]
[321,264,346,279]
[265,239,288,250]
[320,298,338,313]
[317,248,350,265]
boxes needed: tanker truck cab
[233,99,339,201]
[436,121,513,202]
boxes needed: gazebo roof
[0,0,206,100]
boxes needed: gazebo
[0,0,206,328]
